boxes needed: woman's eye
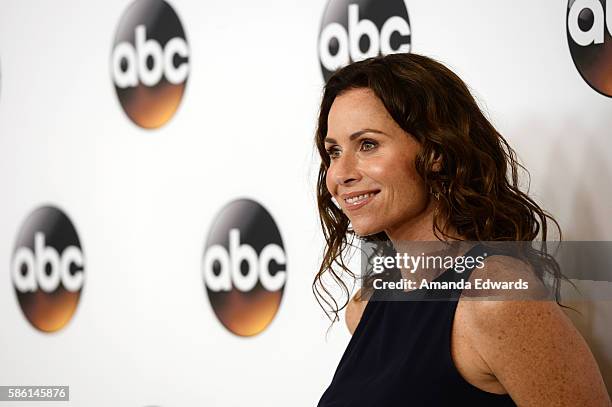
[326,148,340,159]
[361,140,377,151]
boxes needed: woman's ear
[430,150,443,172]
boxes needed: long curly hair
[313,53,564,323]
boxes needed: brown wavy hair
[313,53,564,323]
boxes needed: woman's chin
[352,223,383,238]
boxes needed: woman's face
[324,87,435,240]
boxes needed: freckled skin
[329,88,611,405]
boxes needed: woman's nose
[333,154,361,186]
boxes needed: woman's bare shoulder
[458,256,611,405]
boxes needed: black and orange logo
[202,199,287,337]
[318,0,411,81]
[11,206,85,333]
[567,0,612,97]
[111,0,189,128]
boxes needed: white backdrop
[0,0,611,405]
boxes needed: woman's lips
[343,191,379,212]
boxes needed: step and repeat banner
[0,0,611,405]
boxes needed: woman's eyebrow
[324,128,386,144]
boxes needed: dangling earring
[430,182,447,201]
[429,185,440,200]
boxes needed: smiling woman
[313,53,611,406]
[324,87,433,240]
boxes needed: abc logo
[318,0,411,81]
[111,0,189,128]
[11,206,85,332]
[202,199,287,337]
[567,0,612,97]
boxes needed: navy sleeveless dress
[318,244,516,406]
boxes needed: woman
[313,53,610,406]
